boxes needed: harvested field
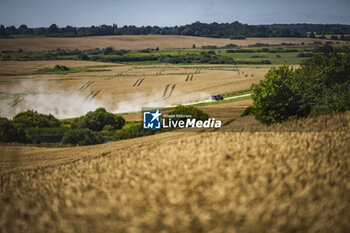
[1,110,349,232]
[0,35,345,52]
[0,61,270,118]
[0,60,118,74]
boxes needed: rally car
[211,94,224,101]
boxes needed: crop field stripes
[163,84,176,98]
[185,74,194,81]
[133,78,141,87]
[78,81,94,91]
[168,84,176,98]
[90,90,101,100]
[10,98,22,107]
[133,78,145,87]
[84,90,100,101]
[137,78,145,87]
[162,84,170,97]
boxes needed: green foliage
[113,124,157,141]
[230,35,246,39]
[104,47,114,55]
[54,64,69,71]
[297,52,313,58]
[5,22,350,38]
[75,108,125,131]
[78,53,89,60]
[249,65,302,124]
[247,53,350,124]
[249,43,270,47]
[0,24,9,37]
[202,45,218,49]
[12,110,61,142]
[61,129,104,146]
[0,117,17,142]
[169,105,209,122]
[25,127,67,144]
[13,110,61,129]
[295,53,350,114]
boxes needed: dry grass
[0,35,345,51]
[0,60,118,74]
[0,109,349,233]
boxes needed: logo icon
[143,110,161,129]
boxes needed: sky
[0,0,349,27]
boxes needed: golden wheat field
[0,60,270,118]
[0,35,345,51]
[1,111,349,233]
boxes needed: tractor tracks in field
[78,81,101,101]
[84,90,101,101]
[78,81,94,92]
[133,78,145,87]
[162,83,176,98]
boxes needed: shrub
[260,60,272,64]
[61,128,104,145]
[249,65,302,124]
[295,53,350,114]
[249,43,269,47]
[114,125,152,141]
[247,53,350,124]
[113,124,173,141]
[223,43,238,49]
[12,110,61,142]
[297,53,313,58]
[78,53,89,60]
[0,117,17,142]
[13,110,61,129]
[230,35,246,40]
[54,64,69,71]
[168,105,209,122]
[25,127,67,144]
[76,108,125,131]
[104,47,114,55]
[202,45,217,49]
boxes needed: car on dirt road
[211,94,224,101]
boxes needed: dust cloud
[0,81,209,119]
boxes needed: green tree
[249,65,302,124]
[61,129,104,145]
[104,47,114,55]
[47,24,60,35]
[0,117,17,142]
[0,25,8,37]
[246,53,350,124]
[18,24,29,34]
[309,32,316,38]
[12,110,61,142]
[169,105,209,122]
[76,108,125,131]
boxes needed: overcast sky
[0,0,349,27]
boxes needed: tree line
[1,21,350,38]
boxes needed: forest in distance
[1,21,350,39]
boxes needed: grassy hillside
[1,111,349,232]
